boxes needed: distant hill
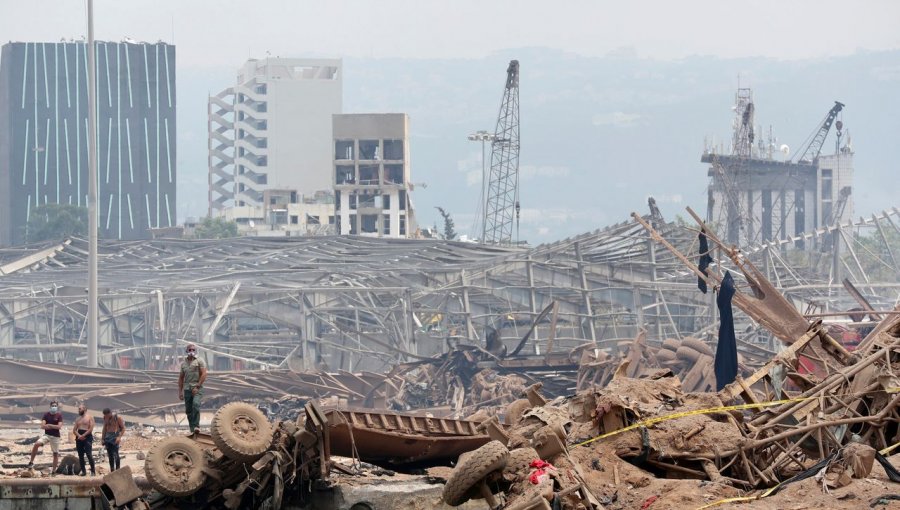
[176,48,900,244]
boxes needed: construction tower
[483,60,521,245]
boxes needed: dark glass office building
[0,41,176,245]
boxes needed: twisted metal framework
[483,60,520,245]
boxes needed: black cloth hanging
[698,229,713,294]
[715,271,738,391]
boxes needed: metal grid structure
[0,204,898,375]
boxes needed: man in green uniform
[178,343,207,433]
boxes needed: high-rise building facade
[208,58,341,215]
[0,41,176,245]
[333,113,417,238]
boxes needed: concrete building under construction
[702,89,853,248]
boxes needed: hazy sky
[2,1,899,65]
[3,1,899,241]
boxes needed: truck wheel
[503,447,540,480]
[145,436,207,497]
[442,440,509,506]
[211,402,274,462]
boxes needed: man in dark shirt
[27,400,64,472]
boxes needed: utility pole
[468,130,495,241]
[87,0,99,367]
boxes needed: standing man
[27,401,64,472]
[101,408,125,472]
[178,343,207,433]
[72,403,96,476]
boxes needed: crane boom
[795,101,844,164]
[483,60,520,245]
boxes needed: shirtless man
[72,404,96,476]
[101,408,125,472]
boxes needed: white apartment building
[333,114,416,238]
[208,58,342,214]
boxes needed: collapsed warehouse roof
[1,206,898,373]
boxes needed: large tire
[442,440,509,506]
[503,447,540,480]
[505,399,532,426]
[145,436,207,497]
[211,402,274,462]
[681,337,714,356]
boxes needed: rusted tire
[503,447,540,480]
[681,337,714,356]
[676,345,702,363]
[145,436,207,497]
[505,399,532,426]
[656,349,676,362]
[661,338,680,351]
[211,402,274,462]
[442,440,509,506]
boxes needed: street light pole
[87,0,99,367]
[467,130,495,242]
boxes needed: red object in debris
[640,495,658,509]
[528,459,555,484]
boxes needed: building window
[335,140,354,160]
[400,216,406,236]
[350,215,358,235]
[821,170,833,199]
[336,165,355,184]
[359,140,379,160]
[290,215,299,224]
[384,164,403,184]
[335,191,341,210]
[359,164,379,185]
[361,214,378,233]
[349,194,357,210]
[329,215,335,225]
[358,194,376,209]
[383,214,391,235]
[382,194,391,210]
[399,190,406,210]
[383,139,403,160]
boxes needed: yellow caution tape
[880,441,900,456]
[568,387,900,510]
[573,386,900,449]
[571,395,810,448]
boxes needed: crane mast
[795,101,845,164]
[483,60,520,245]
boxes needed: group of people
[27,343,207,476]
[27,402,125,476]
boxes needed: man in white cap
[178,343,207,433]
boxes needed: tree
[435,207,456,241]
[194,217,238,239]
[25,204,88,243]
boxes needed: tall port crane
[482,60,520,245]
[794,101,844,164]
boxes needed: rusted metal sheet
[324,408,491,465]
